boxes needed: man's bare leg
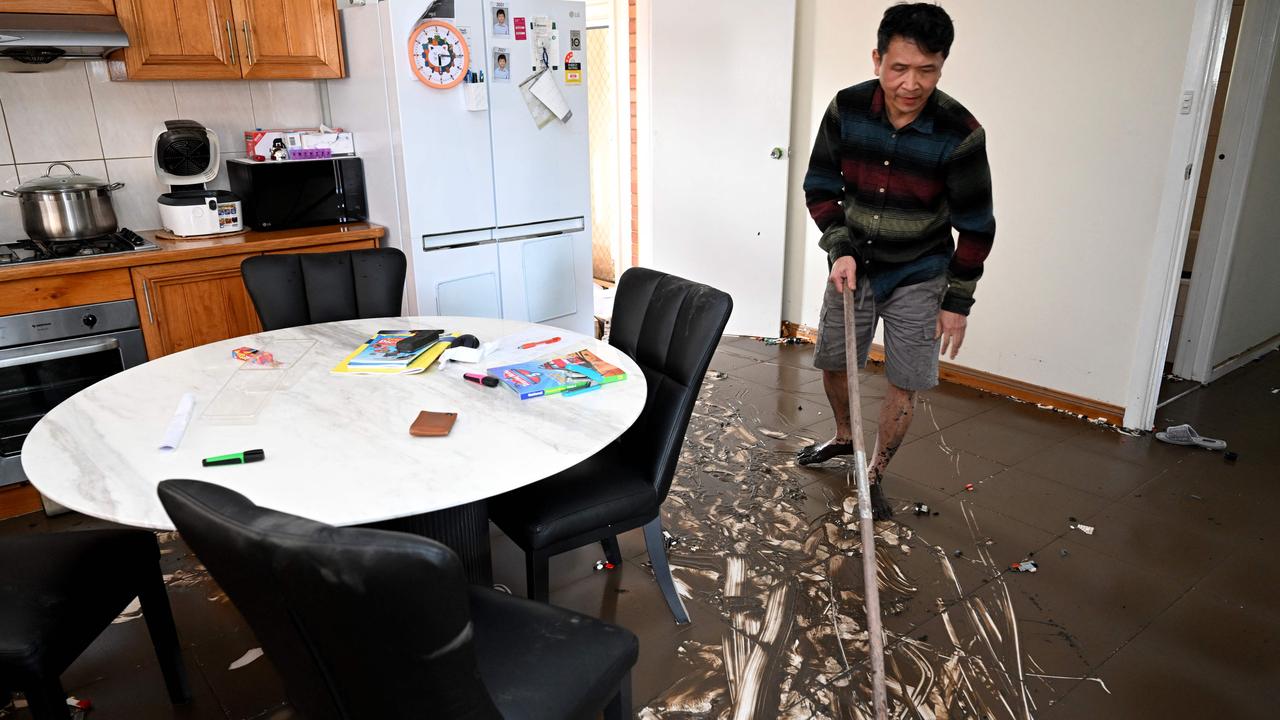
[865,383,916,518]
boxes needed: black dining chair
[157,479,638,720]
[240,247,406,331]
[0,530,189,720]
[489,267,733,624]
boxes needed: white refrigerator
[329,0,593,334]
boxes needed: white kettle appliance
[154,120,243,237]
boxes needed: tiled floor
[3,340,1277,718]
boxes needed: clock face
[409,20,470,89]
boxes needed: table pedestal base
[363,500,492,585]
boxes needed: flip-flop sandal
[1155,423,1227,451]
[797,441,854,465]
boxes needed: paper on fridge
[159,393,196,452]
[519,69,572,128]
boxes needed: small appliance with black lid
[154,119,243,237]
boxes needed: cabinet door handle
[142,281,155,326]
[242,20,255,66]
[226,19,238,65]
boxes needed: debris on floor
[1010,560,1039,573]
[228,647,264,671]
[1069,517,1095,535]
[912,502,930,516]
[1224,451,1239,464]
[593,560,616,571]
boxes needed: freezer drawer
[497,223,592,335]
[414,242,503,319]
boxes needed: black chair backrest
[608,267,733,501]
[241,247,407,331]
[157,480,501,720]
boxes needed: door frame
[1122,0,1234,429]
[1174,0,1280,382]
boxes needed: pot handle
[0,190,16,198]
[107,182,126,191]
[45,161,78,177]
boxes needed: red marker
[519,336,561,350]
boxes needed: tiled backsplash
[0,62,323,241]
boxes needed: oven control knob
[82,313,97,328]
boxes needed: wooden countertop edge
[0,223,386,282]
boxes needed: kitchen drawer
[0,268,133,316]
[264,240,378,255]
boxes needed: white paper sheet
[159,393,195,452]
[518,69,572,128]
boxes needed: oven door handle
[0,337,121,370]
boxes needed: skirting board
[780,321,1124,425]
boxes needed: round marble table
[23,317,646,580]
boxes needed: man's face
[498,57,507,69]
[872,36,945,121]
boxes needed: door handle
[242,21,255,65]
[0,337,120,370]
[226,20,238,65]
[770,147,786,160]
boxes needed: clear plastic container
[200,340,316,425]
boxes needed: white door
[415,236,503,318]
[496,218,593,334]
[645,0,795,337]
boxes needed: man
[798,3,995,520]
[494,53,510,80]
[494,8,509,36]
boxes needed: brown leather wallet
[409,410,457,437]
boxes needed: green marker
[202,449,266,467]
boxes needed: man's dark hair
[877,3,954,59]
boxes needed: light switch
[1180,91,1194,114]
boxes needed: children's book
[487,348,627,399]
[331,332,454,375]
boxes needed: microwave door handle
[0,337,120,370]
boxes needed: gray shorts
[813,274,947,391]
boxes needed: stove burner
[0,229,157,266]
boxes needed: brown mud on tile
[640,375,1102,719]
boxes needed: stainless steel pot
[0,162,125,241]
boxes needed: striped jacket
[804,80,995,315]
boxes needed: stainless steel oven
[1,300,147,508]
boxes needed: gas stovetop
[0,229,159,266]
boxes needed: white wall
[782,0,1200,407]
[1211,35,1280,365]
[0,62,323,239]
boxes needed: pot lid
[16,162,109,193]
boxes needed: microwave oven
[227,157,368,231]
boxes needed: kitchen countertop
[0,223,386,282]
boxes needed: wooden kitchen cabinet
[131,238,376,358]
[1,0,114,13]
[232,0,345,79]
[110,0,242,81]
[131,254,262,359]
[109,0,344,81]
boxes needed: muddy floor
[2,339,1276,719]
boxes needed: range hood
[0,13,129,64]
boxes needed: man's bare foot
[797,437,854,466]
[869,483,894,520]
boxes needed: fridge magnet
[493,48,511,81]
[514,17,527,40]
[492,2,510,36]
[418,0,454,20]
[409,17,470,89]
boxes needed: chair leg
[138,566,192,704]
[600,535,622,565]
[603,670,632,720]
[525,549,550,603]
[643,518,690,625]
[24,679,72,720]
